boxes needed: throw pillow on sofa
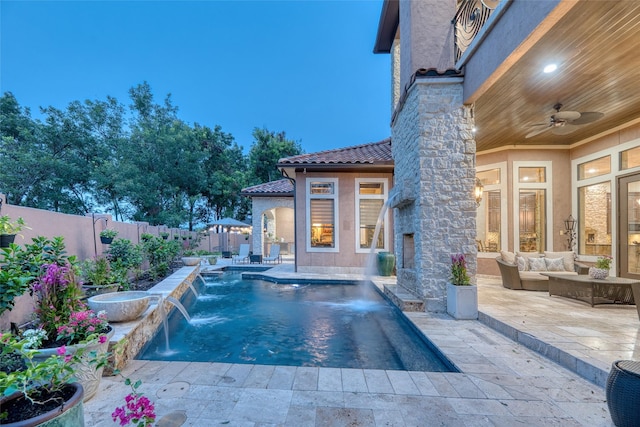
[528,257,547,271]
[545,257,565,271]
[544,251,575,272]
[516,256,528,271]
[500,250,516,265]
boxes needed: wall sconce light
[474,178,484,207]
[564,214,577,251]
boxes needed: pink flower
[57,345,66,356]
[99,335,107,344]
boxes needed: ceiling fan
[525,103,604,138]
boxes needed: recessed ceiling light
[472,127,477,133]
[543,64,558,73]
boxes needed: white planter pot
[447,283,478,320]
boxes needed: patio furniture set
[496,250,640,319]
[232,244,282,265]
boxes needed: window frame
[571,138,640,265]
[512,161,553,253]
[476,162,507,259]
[306,177,339,253]
[355,178,389,254]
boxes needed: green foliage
[100,228,118,238]
[80,257,117,287]
[0,266,32,317]
[141,237,180,280]
[106,238,142,271]
[0,236,77,317]
[0,215,29,235]
[1,88,305,226]
[248,127,303,185]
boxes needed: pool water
[138,273,454,372]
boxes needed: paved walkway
[84,260,634,426]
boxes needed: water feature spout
[365,199,392,278]
[164,296,192,323]
[187,282,200,298]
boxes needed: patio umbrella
[208,218,251,252]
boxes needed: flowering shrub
[0,333,102,405]
[57,309,109,345]
[32,263,86,340]
[595,255,613,270]
[112,377,156,427]
[450,254,471,285]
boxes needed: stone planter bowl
[181,256,201,266]
[88,291,150,322]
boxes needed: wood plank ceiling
[473,1,640,152]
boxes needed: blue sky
[0,0,391,154]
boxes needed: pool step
[383,284,424,312]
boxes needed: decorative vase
[447,283,478,320]
[0,234,16,248]
[377,252,396,276]
[0,382,84,426]
[589,267,609,279]
[32,326,113,402]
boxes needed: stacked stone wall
[392,77,477,312]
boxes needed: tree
[247,127,302,185]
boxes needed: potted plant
[0,333,90,425]
[140,233,154,242]
[28,263,114,401]
[446,253,478,320]
[589,255,613,279]
[100,229,118,245]
[80,257,120,297]
[0,215,29,247]
[159,232,170,240]
[181,249,201,266]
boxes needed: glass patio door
[619,173,640,279]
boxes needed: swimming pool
[138,272,455,372]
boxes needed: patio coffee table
[542,273,640,307]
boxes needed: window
[476,164,506,255]
[518,189,546,252]
[306,178,338,252]
[578,156,610,180]
[578,182,612,256]
[355,179,388,252]
[621,146,640,170]
[513,162,552,253]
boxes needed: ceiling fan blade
[526,126,552,138]
[571,111,604,125]
[553,111,581,121]
[551,124,579,135]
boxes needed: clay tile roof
[277,138,392,166]
[241,179,293,197]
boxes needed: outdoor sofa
[496,250,589,291]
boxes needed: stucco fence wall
[0,194,234,330]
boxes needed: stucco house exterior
[244,0,640,314]
[242,140,394,274]
[371,0,640,312]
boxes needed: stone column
[391,77,476,313]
